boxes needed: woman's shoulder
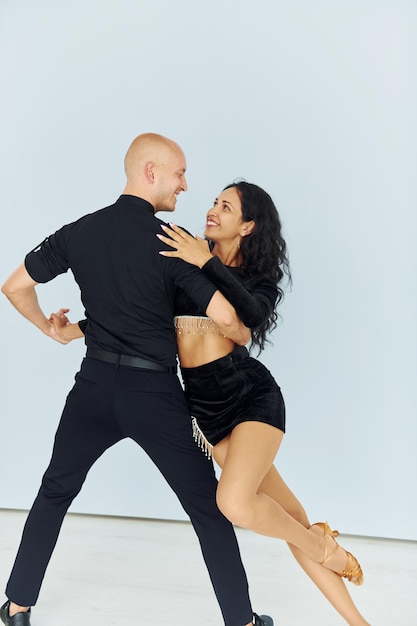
[229,266,277,291]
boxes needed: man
[1,133,273,626]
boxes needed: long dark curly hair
[223,181,291,352]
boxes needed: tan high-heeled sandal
[311,522,364,585]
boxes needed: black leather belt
[86,348,176,373]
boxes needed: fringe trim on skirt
[191,417,214,460]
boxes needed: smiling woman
[156,180,371,625]
[205,187,255,250]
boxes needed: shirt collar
[116,194,155,215]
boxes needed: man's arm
[2,263,72,344]
[206,291,251,346]
[49,310,84,343]
[49,297,251,346]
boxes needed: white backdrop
[0,0,416,540]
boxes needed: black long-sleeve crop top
[175,256,278,330]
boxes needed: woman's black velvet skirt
[180,346,286,448]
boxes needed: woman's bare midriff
[175,316,235,368]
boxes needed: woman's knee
[216,485,254,528]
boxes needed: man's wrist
[41,317,53,336]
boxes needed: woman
[54,182,370,625]
[157,181,370,626]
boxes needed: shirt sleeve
[24,227,71,283]
[200,256,278,328]
[78,319,88,334]
[165,257,218,314]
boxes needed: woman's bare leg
[213,425,370,626]
[215,423,348,569]
[259,465,370,625]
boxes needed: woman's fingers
[157,225,211,267]
[160,223,190,241]
[167,223,187,236]
[158,249,179,257]
[156,233,178,249]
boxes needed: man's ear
[144,161,156,184]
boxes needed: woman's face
[204,187,251,243]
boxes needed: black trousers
[5,357,253,626]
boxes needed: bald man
[1,134,273,626]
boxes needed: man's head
[123,133,187,212]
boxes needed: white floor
[0,509,416,626]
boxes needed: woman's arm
[157,224,277,328]
[200,257,277,328]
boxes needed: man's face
[152,147,188,213]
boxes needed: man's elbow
[2,278,29,305]
[1,277,23,299]
[2,264,37,300]
[1,280,13,299]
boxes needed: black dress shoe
[0,602,31,626]
[254,613,274,626]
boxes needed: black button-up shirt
[25,195,216,366]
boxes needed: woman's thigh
[216,421,283,496]
[214,427,309,526]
